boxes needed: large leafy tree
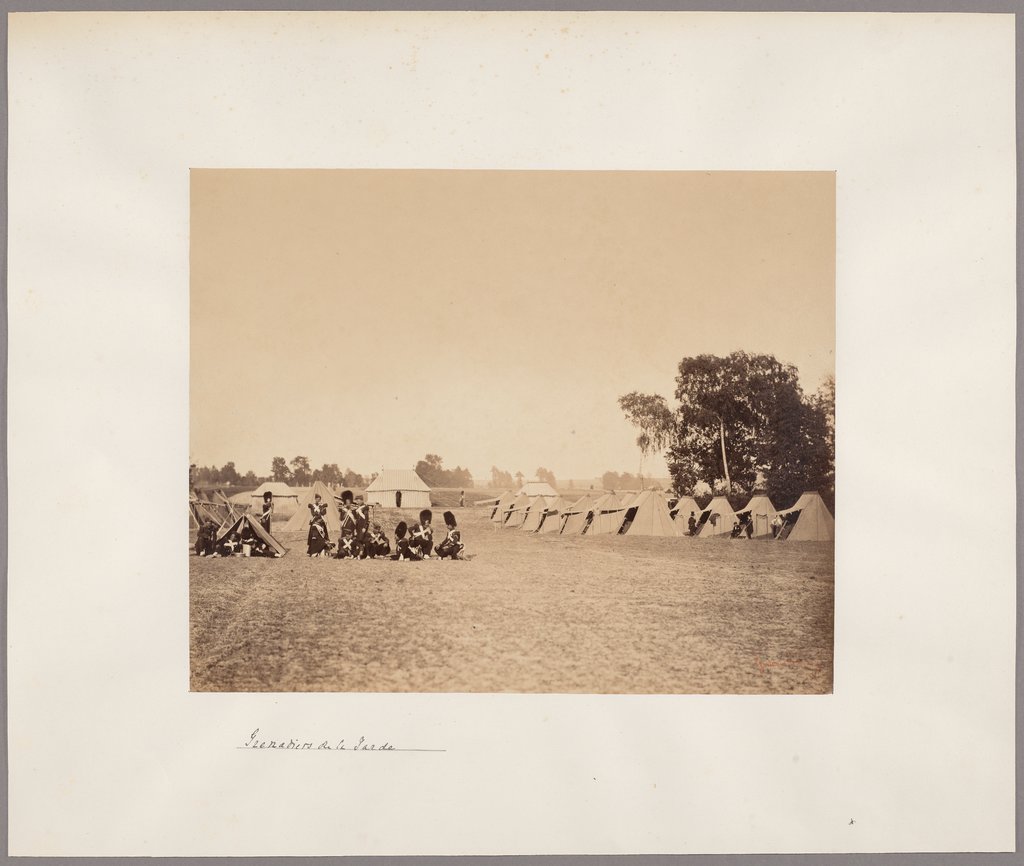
[618,392,675,486]
[290,456,311,486]
[667,352,832,504]
[270,456,291,482]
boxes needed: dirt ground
[190,508,833,694]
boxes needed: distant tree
[219,461,240,486]
[619,472,638,489]
[601,470,621,490]
[189,463,197,488]
[491,466,514,488]
[271,456,291,482]
[514,470,525,488]
[415,454,447,487]
[618,392,675,486]
[317,463,342,486]
[342,468,366,488]
[449,466,474,488]
[289,456,311,486]
[535,467,557,488]
[242,470,258,486]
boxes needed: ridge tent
[517,480,558,498]
[364,469,431,510]
[776,492,834,541]
[283,479,345,533]
[216,513,288,557]
[249,482,300,517]
[535,497,569,534]
[560,495,595,534]
[697,496,738,537]
[621,490,681,537]
[521,496,558,532]
[735,494,778,538]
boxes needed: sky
[191,170,834,483]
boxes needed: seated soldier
[393,521,422,561]
[435,511,465,560]
[409,509,434,559]
[195,519,219,556]
[336,489,358,559]
[217,531,242,557]
[365,522,391,559]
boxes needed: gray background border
[1,1,1019,864]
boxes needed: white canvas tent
[535,498,569,534]
[671,496,702,534]
[560,495,595,534]
[621,490,681,537]
[364,469,431,509]
[520,496,559,532]
[697,496,738,537]
[283,479,343,533]
[490,491,516,523]
[735,494,778,538]
[586,493,630,535]
[517,480,558,498]
[776,492,834,541]
[504,493,534,528]
[248,482,300,517]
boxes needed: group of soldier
[302,489,465,561]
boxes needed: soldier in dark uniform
[409,509,434,559]
[352,495,370,559]
[195,519,219,556]
[336,490,358,558]
[260,491,274,534]
[305,493,330,556]
[435,511,465,560]
[393,521,422,561]
[365,523,391,559]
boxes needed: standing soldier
[336,489,359,558]
[260,491,274,534]
[353,495,371,559]
[306,492,331,556]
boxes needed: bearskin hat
[341,489,354,503]
[394,521,407,539]
[419,509,432,524]
[443,510,456,527]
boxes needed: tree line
[619,351,834,508]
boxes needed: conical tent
[536,497,569,534]
[587,493,630,535]
[490,491,516,523]
[735,494,778,538]
[560,495,595,534]
[520,496,556,531]
[777,492,834,541]
[671,496,702,534]
[504,494,534,528]
[216,513,288,557]
[621,490,681,537]
[283,479,343,533]
[697,496,738,537]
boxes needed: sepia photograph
[190,169,836,694]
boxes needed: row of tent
[480,489,834,542]
[189,488,246,529]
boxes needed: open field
[190,508,833,694]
